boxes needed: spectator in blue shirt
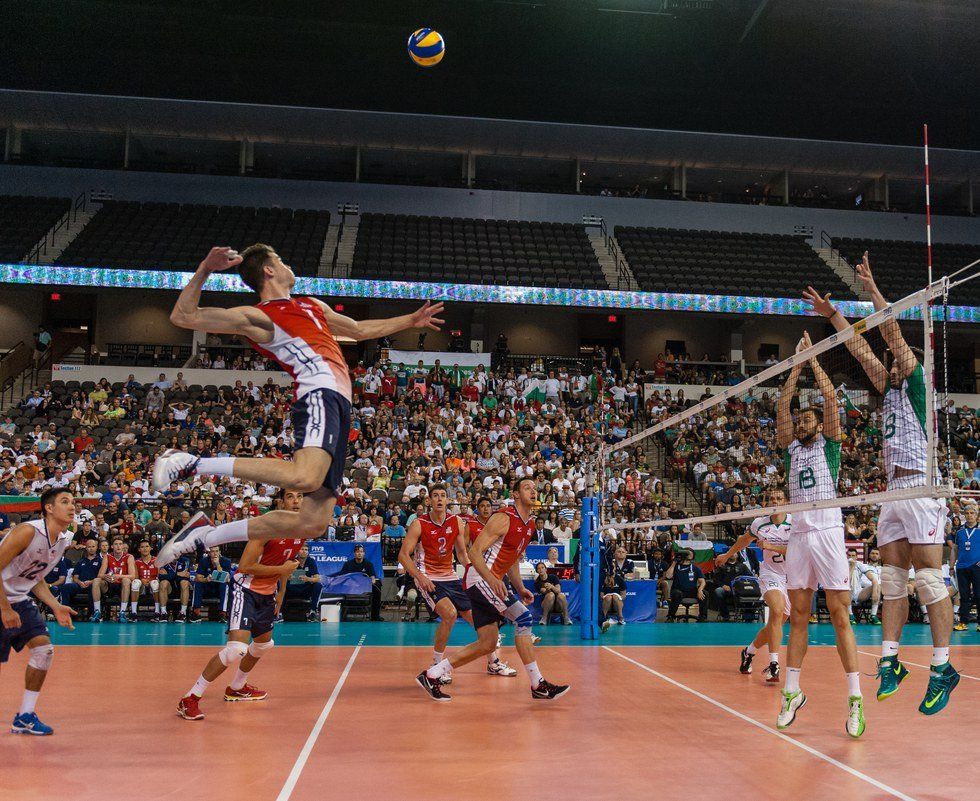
[950,506,980,631]
[159,555,194,622]
[62,537,102,616]
[666,550,706,622]
[384,519,406,539]
[284,545,322,621]
[339,544,381,621]
[44,556,72,605]
[192,546,233,622]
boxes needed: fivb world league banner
[521,579,658,624]
[306,541,382,578]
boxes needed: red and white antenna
[923,123,933,286]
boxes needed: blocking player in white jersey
[776,332,864,737]
[805,252,959,715]
[716,487,792,684]
[0,488,79,735]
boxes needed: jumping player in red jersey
[398,487,516,683]
[130,540,165,622]
[177,490,306,721]
[417,478,569,701]
[151,245,444,567]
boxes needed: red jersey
[106,553,130,576]
[415,514,462,582]
[465,515,491,545]
[135,557,158,581]
[237,538,305,595]
[483,506,535,580]
[249,297,352,402]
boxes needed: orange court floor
[1,622,978,801]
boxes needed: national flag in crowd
[672,539,717,574]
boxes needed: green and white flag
[523,378,546,403]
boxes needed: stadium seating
[0,195,71,262]
[615,227,857,299]
[833,238,980,306]
[55,201,330,275]
[351,214,606,289]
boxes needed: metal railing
[819,229,857,283]
[24,191,89,265]
[584,215,634,292]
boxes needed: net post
[578,495,600,640]
[922,297,937,490]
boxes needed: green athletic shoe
[875,655,909,701]
[918,663,960,716]
[869,615,881,625]
[846,695,866,738]
[849,614,857,624]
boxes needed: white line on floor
[602,645,918,801]
[275,635,365,801]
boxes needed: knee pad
[130,579,142,594]
[150,579,159,593]
[28,644,54,671]
[915,568,949,607]
[881,564,908,601]
[514,609,534,638]
[248,639,274,658]
[218,640,249,667]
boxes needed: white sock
[932,647,950,667]
[871,602,879,616]
[746,643,758,655]
[882,640,900,658]
[525,660,543,688]
[846,671,862,697]
[180,604,188,614]
[770,652,780,664]
[131,601,138,613]
[920,604,928,615]
[203,518,249,548]
[189,676,210,698]
[784,667,801,694]
[432,650,445,666]
[19,690,40,716]
[93,601,101,612]
[953,604,959,614]
[426,658,452,679]
[196,457,235,477]
[487,650,500,665]
[230,669,249,691]
[154,603,161,613]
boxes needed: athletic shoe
[118,611,129,624]
[176,694,204,720]
[275,613,286,623]
[175,612,187,623]
[601,619,613,633]
[563,619,573,625]
[776,690,806,729]
[487,659,518,677]
[188,611,203,624]
[218,611,228,623]
[618,617,627,625]
[89,611,102,623]
[438,672,453,685]
[918,663,960,716]
[846,695,866,738]
[152,449,201,492]
[875,655,909,701]
[531,634,542,646]
[808,614,817,624]
[922,614,931,624]
[762,662,780,683]
[11,712,53,735]
[953,622,967,631]
[739,647,754,674]
[154,613,166,623]
[869,615,881,625]
[416,671,452,702]
[155,511,214,568]
[849,614,857,624]
[224,683,267,702]
[306,611,318,622]
[531,679,570,700]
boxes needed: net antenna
[604,273,980,536]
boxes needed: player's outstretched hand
[410,300,446,331]
[489,577,509,601]
[1,606,21,630]
[855,250,877,293]
[714,553,731,566]
[416,574,436,593]
[280,560,300,576]
[54,603,77,630]
[199,246,243,274]
[518,585,535,606]
[803,286,836,319]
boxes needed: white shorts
[877,496,947,547]
[758,569,790,615]
[786,527,850,592]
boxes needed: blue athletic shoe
[875,655,909,701]
[919,662,960,716]
[118,611,129,624]
[11,712,53,735]
[89,610,102,623]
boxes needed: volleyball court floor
[2,623,977,801]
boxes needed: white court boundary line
[602,645,917,801]
[276,635,365,801]
[857,650,980,681]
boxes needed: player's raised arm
[313,298,445,343]
[807,337,842,442]
[776,337,806,449]
[169,247,274,341]
[855,251,917,381]
[397,519,435,592]
[803,286,887,394]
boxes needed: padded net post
[578,495,600,640]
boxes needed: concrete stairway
[588,229,637,291]
[318,222,342,276]
[24,207,98,265]
[333,217,359,279]
[813,245,870,300]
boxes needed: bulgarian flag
[0,495,102,514]
[672,539,717,574]
[523,378,547,403]
[837,384,861,418]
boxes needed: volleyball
[407,28,445,67]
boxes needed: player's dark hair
[429,483,447,495]
[39,486,71,515]
[238,243,275,293]
[111,537,125,545]
[476,496,492,508]
[883,346,924,371]
[512,476,535,493]
[801,406,823,424]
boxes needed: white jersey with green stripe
[749,514,792,576]
[784,434,842,533]
[882,362,932,486]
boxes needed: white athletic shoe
[531,634,542,646]
[155,511,214,567]
[152,449,201,491]
[776,690,806,730]
[846,695,866,738]
[487,659,518,677]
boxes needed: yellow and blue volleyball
[407,28,445,67]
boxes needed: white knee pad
[914,568,949,607]
[218,640,249,666]
[130,579,142,594]
[881,564,907,601]
[247,639,274,658]
[149,579,159,593]
[28,644,54,671]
